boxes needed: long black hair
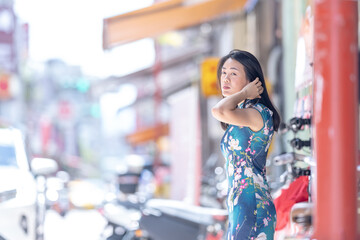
[217,49,281,131]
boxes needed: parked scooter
[200,153,227,209]
[101,193,228,240]
[100,194,151,240]
[100,155,153,240]
[139,198,228,240]
[101,153,228,240]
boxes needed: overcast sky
[13,0,155,78]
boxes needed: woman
[211,50,280,240]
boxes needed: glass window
[0,145,17,167]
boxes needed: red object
[58,101,72,119]
[0,80,8,90]
[313,1,358,239]
[206,231,223,240]
[40,119,51,154]
[0,6,17,73]
[273,176,309,230]
[0,74,10,99]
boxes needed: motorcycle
[200,153,227,209]
[139,198,228,240]
[101,154,228,240]
[100,193,151,240]
[99,164,152,240]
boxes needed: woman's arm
[211,78,264,131]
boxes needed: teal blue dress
[220,100,276,240]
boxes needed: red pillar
[313,1,358,239]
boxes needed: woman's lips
[222,86,230,90]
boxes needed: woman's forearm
[211,90,247,118]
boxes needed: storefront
[100,0,359,238]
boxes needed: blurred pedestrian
[211,49,280,240]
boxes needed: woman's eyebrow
[222,66,239,71]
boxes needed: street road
[44,209,107,240]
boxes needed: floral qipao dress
[221,101,277,240]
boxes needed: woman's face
[220,58,249,97]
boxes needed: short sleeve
[250,103,274,133]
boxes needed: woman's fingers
[248,78,264,99]
[257,87,263,98]
[258,86,264,96]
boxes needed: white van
[0,127,57,240]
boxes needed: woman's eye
[231,72,237,76]
[222,71,226,75]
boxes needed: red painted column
[313,1,358,239]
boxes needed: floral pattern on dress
[220,101,277,240]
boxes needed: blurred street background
[0,0,358,240]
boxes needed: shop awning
[103,0,247,49]
[126,123,169,145]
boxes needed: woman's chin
[222,92,233,97]
[222,91,231,97]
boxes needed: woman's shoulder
[251,102,273,121]
[251,102,273,116]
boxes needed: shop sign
[201,57,221,97]
[0,6,16,73]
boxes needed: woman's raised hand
[242,77,263,100]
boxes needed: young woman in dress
[211,50,280,240]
